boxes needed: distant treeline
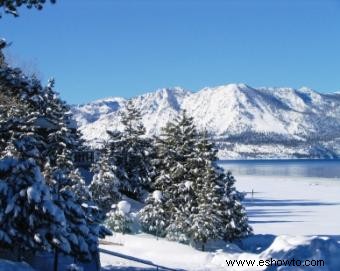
[213,130,340,147]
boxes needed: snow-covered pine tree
[32,80,90,262]
[138,190,167,238]
[90,147,121,215]
[145,115,252,246]
[105,201,132,234]
[69,169,91,203]
[0,53,71,256]
[39,79,108,262]
[196,131,252,241]
[106,99,155,200]
[0,156,71,258]
[0,49,108,265]
[68,168,112,263]
[41,78,80,172]
[40,77,112,265]
[189,132,224,250]
[0,59,86,263]
[219,170,252,241]
[0,66,45,160]
[151,111,198,243]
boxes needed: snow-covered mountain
[72,83,340,159]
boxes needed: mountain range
[72,83,340,159]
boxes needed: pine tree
[105,201,132,234]
[0,50,109,265]
[0,156,71,258]
[105,99,155,200]
[89,147,121,215]
[68,168,112,259]
[0,61,70,255]
[41,78,81,172]
[194,132,252,242]
[140,114,252,246]
[37,80,91,262]
[0,46,71,258]
[139,190,167,238]
[69,169,91,203]
[0,44,49,165]
[151,111,198,243]
[0,72,45,161]
[189,132,224,250]
[38,73,111,267]
[219,171,252,241]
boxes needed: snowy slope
[72,84,340,159]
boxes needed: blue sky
[1,0,340,104]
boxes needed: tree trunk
[17,247,21,262]
[53,248,59,271]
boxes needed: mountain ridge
[72,83,340,159]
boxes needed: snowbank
[260,235,340,271]
[212,235,340,270]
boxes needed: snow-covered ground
[100,175,340,271]
[100,233,340,271]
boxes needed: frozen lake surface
[220,160,340,235]
[220,159,340,179]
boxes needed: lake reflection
[219,159,340,179]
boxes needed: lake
[219,159,340,179]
